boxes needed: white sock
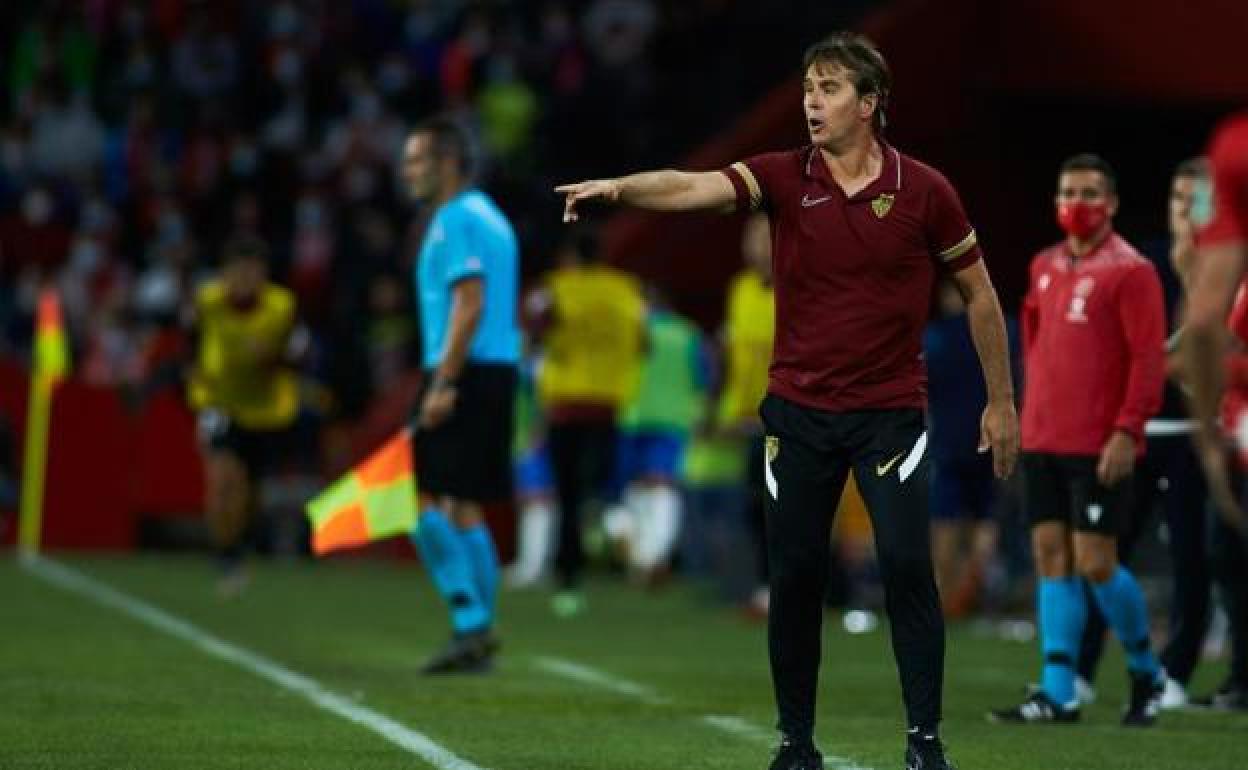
[649,485,682,566]
[632,485,682,570]
[510,499,554,583]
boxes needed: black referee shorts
[1021,451,1130,536]
[413,363,516,503]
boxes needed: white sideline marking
[21,556,488,770]
[534,656,873,770]
[532,655,670,705]
[700,714,772,741]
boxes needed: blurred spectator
[604,286,706,584]
[715,213,775,616]
[477,54,537,172]
[187,236,301,596]
[530,227,645,616]
[0,1,886,565]
[29,86,106,182]
[171,7,238,102]
[10,4,98,108]
[0,186,72,281]
[923,279,1013,619]
[507,346,558,588]
[363,270,416,396]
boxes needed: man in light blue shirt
[402,116,519,674]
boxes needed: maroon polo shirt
[720,142,982,412]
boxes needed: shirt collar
[803,139,902,199]
[1062,231,1119,266]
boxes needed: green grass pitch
[2,554,1243,769]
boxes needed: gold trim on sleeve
[939,229,978,261]
[732,162,763,210]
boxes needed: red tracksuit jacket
[1020,233,1166,456]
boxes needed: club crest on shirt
[765,435,780,463]
[871,193,895,218]
[1065,276,1096,323]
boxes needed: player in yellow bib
[530,229,645,615]
[188,237,300,595]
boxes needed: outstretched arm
[952,259,1019,479]
[556,170,736,222]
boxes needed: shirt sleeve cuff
[943,244,983,273]
[447,268,485,286]
[720,162,761,212]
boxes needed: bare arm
[556,170,735,222]
[419,278,483,429]
[1182,242,1248,526]
[434,278,484,386]
[1185,242,1246,438]
[953,259,1019,478]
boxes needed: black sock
[907,726,939,746]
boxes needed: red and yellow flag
[305,429,418,555]
[20,288,71,554]
[34,289,69,383]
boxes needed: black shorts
[198,409,291,479]
[1021,451,1131,535]
[413,363,516,502]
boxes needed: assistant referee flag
[305,429,418,555]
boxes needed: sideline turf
[3,554,1243,770]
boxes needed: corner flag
[19,288,70,555]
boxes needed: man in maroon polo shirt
[557,31,1018,770]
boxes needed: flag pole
[18,289,69,557]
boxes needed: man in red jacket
[991,154,1167,727]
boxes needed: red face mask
[1056,201,1109,240]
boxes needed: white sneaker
[1074,676,1097,706]
[1160,676,1189,710]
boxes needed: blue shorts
[611,431,688,494]
[514,443,554,497]
[929,453,996,522]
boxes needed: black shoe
[768,737,823,770]
[1188,678,1248,712]
[988,692,1080,724]
[905,737,957,770]
[419,629,499,675]
[1122,671,1163,727]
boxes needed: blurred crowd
[3,6,1236,696]
[0,0,863,419]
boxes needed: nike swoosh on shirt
[801,194,834,207]
[876,452,904,476]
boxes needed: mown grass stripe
[534,655,874,770]
[21,555,488,770]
